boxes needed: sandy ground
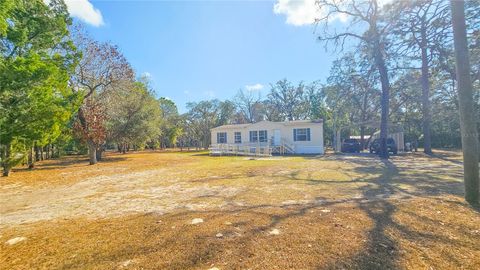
[0,150,479,269]
[0,150,465,229]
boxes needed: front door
[273,129,281,146]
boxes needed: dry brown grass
[1,150,479,269]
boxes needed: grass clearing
[1,150,479,269]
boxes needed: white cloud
[274,0,393,26]
[142,72,152,78]
[273,0,321,26]
[64,0,104,27]
[245,83,264,92]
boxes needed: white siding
[211,121,324,154]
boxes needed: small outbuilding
[210,120,324,156]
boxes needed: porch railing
[209,137,295,156]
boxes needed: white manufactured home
[210,120,324,156]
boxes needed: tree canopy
[0,0,79,175]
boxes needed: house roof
[211,119,323,130]
[211,123,251,130]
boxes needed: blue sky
[69,0,340,112]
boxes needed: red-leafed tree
[71,26,134,164]
[73,98,107,162]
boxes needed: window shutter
[307,128,311,141]
[293,129,297,141]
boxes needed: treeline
[314,0,479,157]
[0,1,333,176]
[1,0,479,176]
[0,1,168,175]
[181,0,479,154]
[178,79,327,149]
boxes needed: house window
[234,132,241,144]
[217,132,227,143]
[293,128,310,141]
[249,131,258,142]
[249,130,267,143]
[259,130,268,142]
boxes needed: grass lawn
[1,150,479,269]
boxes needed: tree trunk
[28,146,35,169]
[420,23,432,154]
[360,126,366,150]
[35,145,40,162]
[87,140,97,165]
[78,107,98,165]
[450,0,480,205]
[96,146,103,161]
[54,145,60,158]
[2,143,11,176]
[374,41,391,159]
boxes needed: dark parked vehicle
[341,139,362,153]
[369,138,398,155]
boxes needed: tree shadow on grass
[32,170,478,270]
[428,150,464,166]
[337,159,400,269]
[9,152,476,269]
[150,161,404,269]
[319,156,475,269]
[190,152,212,157]
[115,155,477,268]
[255,154,468,269]
[340,153,465,199]
[98,156,128,163]
[12,155,128,172]
[191,153,469,269]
